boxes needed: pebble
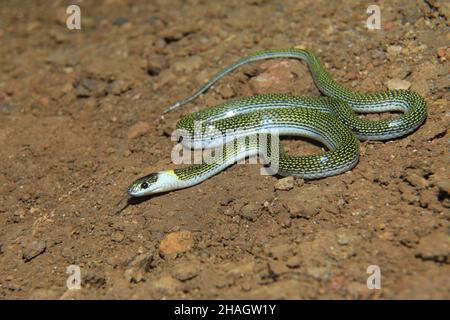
[239,202,262,221]
[384,21,393,30]
[285,255,302,269]
[337,234,350,245]
[75,78,107,98]
[434,177,449,195]
[124,251,155,283]
[127,121,151,139]
[274,176,294,191]
[405,172,429,189]
[275,213,292,228]
[378,231,395,241]
[107,80,130,95]
[75,84,91,98]
[29,207,40,214]
[387,45,403,56]
[415,232,449,263]
[346,71,358,81]
[171,262,200,281]
[171,56,203,73]
[281,197,320,219]
[111,231,125,242]
[146,55,168,76]
[23,240,47,262]
[0,242,3,255]
[217,84,235,99]
[386,78,411,90]
[159,231,194,256]
[112,17,129,26]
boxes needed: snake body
[127,48,427,197]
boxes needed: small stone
[285,255,301,268]
[112,17,129,26]
[218,84,235,99]
[124,251,155,283]
[112,231,124,242]
[0,242,4,255]
[146,55,168,76]
[75,78,107,98]
[171,56,203,73]
[386,78,411,90]
[23,240,47,262]
[107,80,130,95]
[282,197,320,219]
[239,202,262,221]
[75,84,91,97]
[127,121,151,139]
[405,172,429,189]
[274,176,294,191]
[384,22,393,30]
[60,82,73,94]
[171,262,200,281]
[29,207,40,214]
[84,272,107,289]
[387,45,403,56]
[337,234,350,245]
[378,231,395,241]
[346,71,358,81]
[159,231,194,256]
[434,178,450,194]
[275,213,292,228]
[416,232,449,263]
[240,202,262,221]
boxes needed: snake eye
[140,182,149,189]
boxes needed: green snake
[127,48,427,197]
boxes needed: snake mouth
[127,185,139,197]
[127,173,160,197]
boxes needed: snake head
[127,170,179,197]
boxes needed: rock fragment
[23,240,47,262]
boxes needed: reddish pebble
[346,71,358,80]
[159,231,194,256]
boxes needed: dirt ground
[0,0,448,299]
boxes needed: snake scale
[127,48,427,197]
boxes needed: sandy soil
[0,0,448,299]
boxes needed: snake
[126,48,427,198]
